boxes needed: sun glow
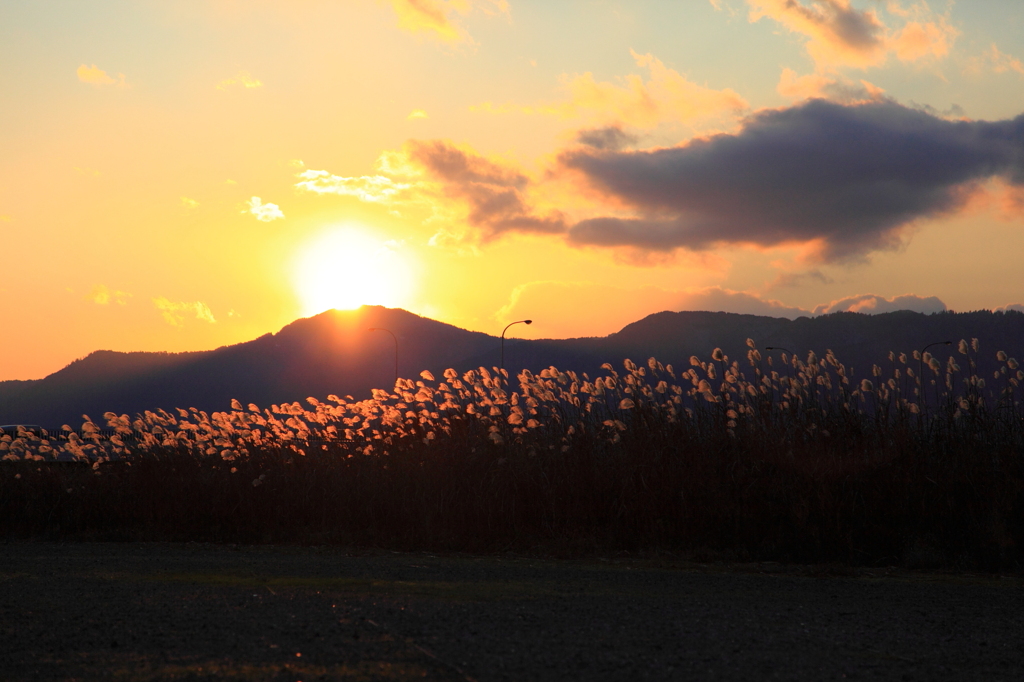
[293,227,415,315]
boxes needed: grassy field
[2,340,1022,570]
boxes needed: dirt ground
[1,542,1021,681]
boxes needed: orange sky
[3,0,1024,380]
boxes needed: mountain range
[3,305,1024,428]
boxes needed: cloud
[76,64,127,87]
[777,67,885,103]
[153,298,216,326]
[747,0,957,69]
[890,13,957,62]
[575,126,639,151]
[244,197,284,222]
[406,140,567,240]
[766,270,833,290]
[298,139,566,242]
[812,293,947,315]
[673,286,811,318]
[0,215,10,223]
[216,71,263,90]
[499,281,809,338]
[296,171,414,202]
[386,0,508,44]
[500,281,952,338]
[407,109,429,120]
[180,197,199,209]
[474,50,748,129]
[87,285,131,306]
[965,44,1024,77]
[560,99,1024,261]
[748,0,887,68]
[994,304,1024,313]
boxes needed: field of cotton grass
[2,338,1022,570]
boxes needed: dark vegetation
[5,305,1024,428]
[2,338,1022,571]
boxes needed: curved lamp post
[368,327,398,386]
[918,340,951,406]
[501,319,532,373]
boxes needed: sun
[293,226,415,316]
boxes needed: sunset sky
[3,0,1024,381]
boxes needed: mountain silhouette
[3,305,1024,428]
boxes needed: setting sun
[292,227,415,316]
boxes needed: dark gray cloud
[562,99,1024,260]
[575,126,639,151]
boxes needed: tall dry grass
[2,340,1021,569]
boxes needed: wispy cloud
[216,70,263,90]
[153,297,216,326]
[766,269,834,290]
[76,63,128,87]
[243,196,284,222]
[180,197,199,209]
[474,50,748,129]
[407,109,429,120]
[87,285,131,306]
[298,139,566,243]
[776,67,885,103]
[386,0,508,44]
[295,171,413,202]
[965,43,1024,76]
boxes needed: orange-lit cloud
[216,70,263,90]
[747,0,957,69]
[87,285,131,306]
[407,109,429,120]
[76,63,127,87]
[966,43,1024,76]
[153,298,216,326]
[748,0,887,68]
[244,196,284,222]
[180,197,199,209]
[890,15,957,62]
[386,0,508,44]
[299,139,565,242]
[777,67,885,102]
[812,293,946,315]
[474,50,748,129]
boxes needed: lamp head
[524,319,533,325]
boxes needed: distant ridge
[4,305,1024,428]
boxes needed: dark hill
[3,306,1024,428]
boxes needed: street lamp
[368,327,398,386]
[501,319,532,373]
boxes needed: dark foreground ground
[1,543,1021,681]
